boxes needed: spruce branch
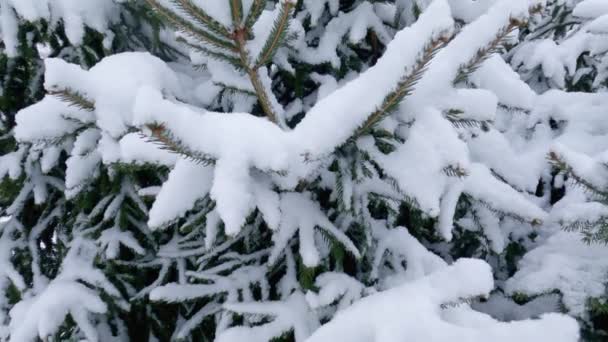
[443,165,469,178]
[145,0,237,52]
[145,123,216,166]
[444,109,491,130]
[254,0,295,68]
[473,197,543,226]
[49,88,96,112]
[232,27,280,124]
[561,217,608,244]
[349,34,452,142]
[168,0,232,38]
[230,0,244,28]
[548,151,608,200]
[454,18,522,85]
[176,37,243,71]
[147,0,288,126]
[245,0,267,31]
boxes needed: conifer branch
[145,0,237,52]
[169,0,232,38]
[146,123,216,166]
[454,18,523,84]
[561,217,608,244]
[443,165,469,178]
[230,0,244,28]
[49,88,96,112]
[150,0,290,126]
[245,0,267,31]
[176,37,243,71]
[444,109,491,129]
[254,1,295,68]
[232,27,279,124]
[349,34,451,142]
[473,197,543,226]
[548,151,608,200]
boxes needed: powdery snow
[506,230,608,317]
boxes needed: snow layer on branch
[0,147,25,181]
[269,192,360,267]
[573,0,608,19]
[299,2,391,68]
[377,108,468,217]
[9,281,107,342]
[447,0,496,23]
[303,0,339,27]
[469,129,547,192]
[550,201,608,227]
[551,144,608,191]
[9,239,125,342]
[305,273,366,312]
[134,87,294,234]
[218,292,319,342]
[3,0,117,48]
[371,227,447,288]
[506,230,608,317]
[44,52,182,137]
[293,0,454,156]
[464,164,548,223]
[404,0,531,115]
[148,158,214,229]
[471,55,536,110]
[306,258,578,342]
[512,11,608,89]
[531,91,608,155]
[15,97,84,142]
[0,0,19,57]
[107,133,178,166]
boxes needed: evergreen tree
[0,0,606,341]
[503,0,608,338]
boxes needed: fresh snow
[1,0,607,340]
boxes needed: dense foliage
[0,0,606,341]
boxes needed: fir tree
[1,0,607,341]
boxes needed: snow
[269,192,360,267]
[15,97,84,142]
[305,273,366,312]
[294,0,454,155]
[8,239,126,342]
[506,230,608,317]
[303,0,339,27]
[306,258,578,342]
[573,0,608,19]
[464,164,548,224]
[9,281,108,342]
[148,158,214,229]
[45,52,183,137]
[471,55,536,110]
[114,133,178,166]
[3,0,117,48]
[371,227,447,287]
[299,2,391,67]
[218,292,318,342]
[3,0,608,340]
[0,0,18,57]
